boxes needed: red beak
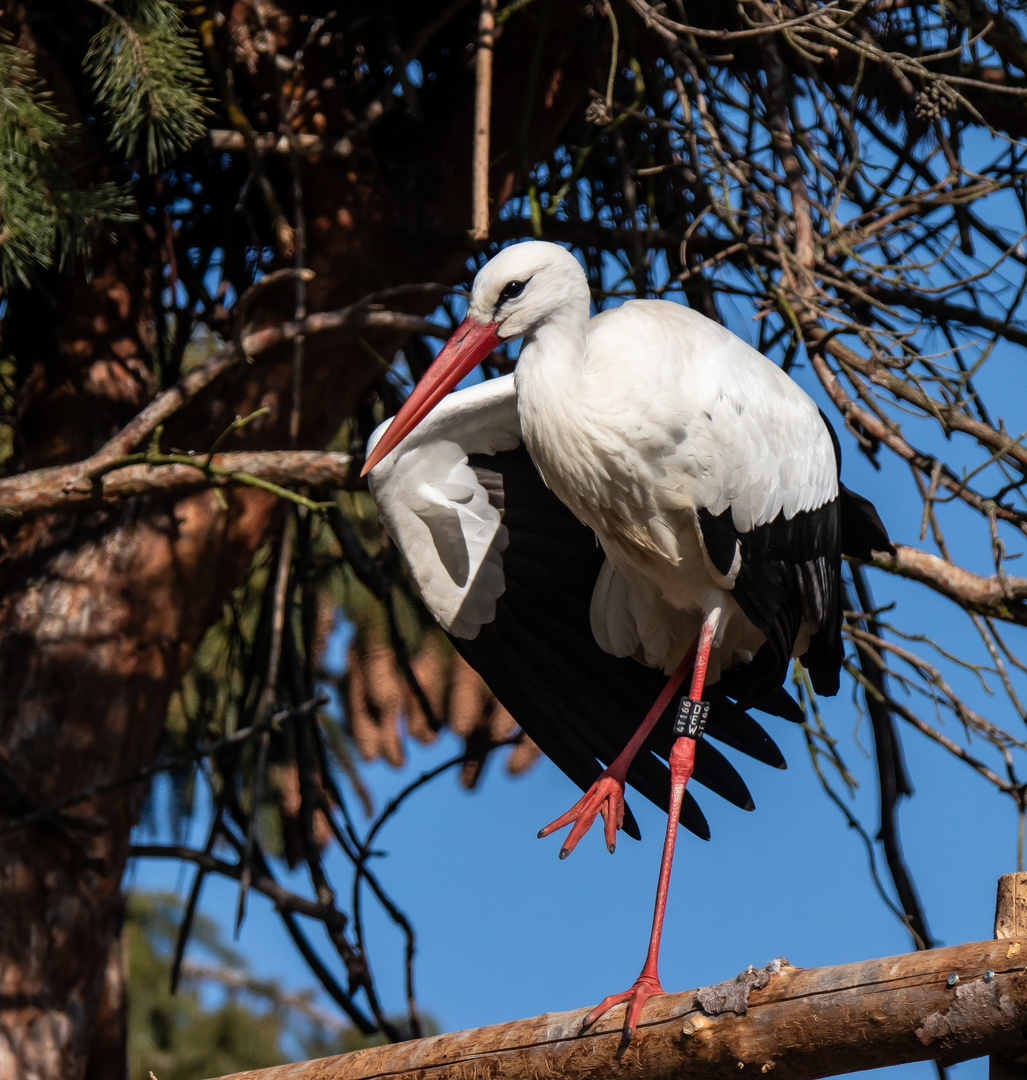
[360,316,501,477]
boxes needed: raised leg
[538,638,698,858]
[582,613,717,1040]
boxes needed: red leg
[583,614,716,1040]
[538,638,698,858]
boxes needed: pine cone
[346,641,404,766]
[447,654,486,738]
[507,733,541,776]
[404,636,447,743]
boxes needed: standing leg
[538,637,698,857]
[582,613,718,1039]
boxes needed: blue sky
[135,690,1012,1079]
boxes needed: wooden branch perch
[203,938,1027,1080]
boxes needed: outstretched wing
[368,378,796,840]
[458,447,802,841]
[367,375,522,639]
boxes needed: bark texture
[202,939,1027,1080]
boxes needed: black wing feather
[840,483,895,560]
[697,500,842,698]
[453,447,791,840]
[695,412,894,703]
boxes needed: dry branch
[204,938,1027,1080]
[85,303,436,468]
[470,0,496,241]
[880,544,1027,625]
[132,844,348,931]
[0,451,360,520]
[0,298,442,522]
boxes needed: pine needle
[84,0,210,172]
[0,35,134,287]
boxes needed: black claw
[537,828,546,839]
[559,847,569,860]
[608,843,616,854]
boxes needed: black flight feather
[452,448,795,841]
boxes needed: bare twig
[471,0,497,241]
[235,516,296,933]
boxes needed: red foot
[583,973,666,1040]
[537,771,627,857]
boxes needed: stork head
[465,241,589,340]
[361,242,587,476]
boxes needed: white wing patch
[367,375,521,639]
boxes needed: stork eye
[497,279,527,305]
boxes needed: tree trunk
[0,3,596,1075]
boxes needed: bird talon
[539,771,628,858]
[584,974,665,1040]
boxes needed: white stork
[361,241,891,1038]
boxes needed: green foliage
[84,0,210,172]
[0,2,210,287]
[128,891,285,1080]
[0,36,133,287]
[127,890,367,1079]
